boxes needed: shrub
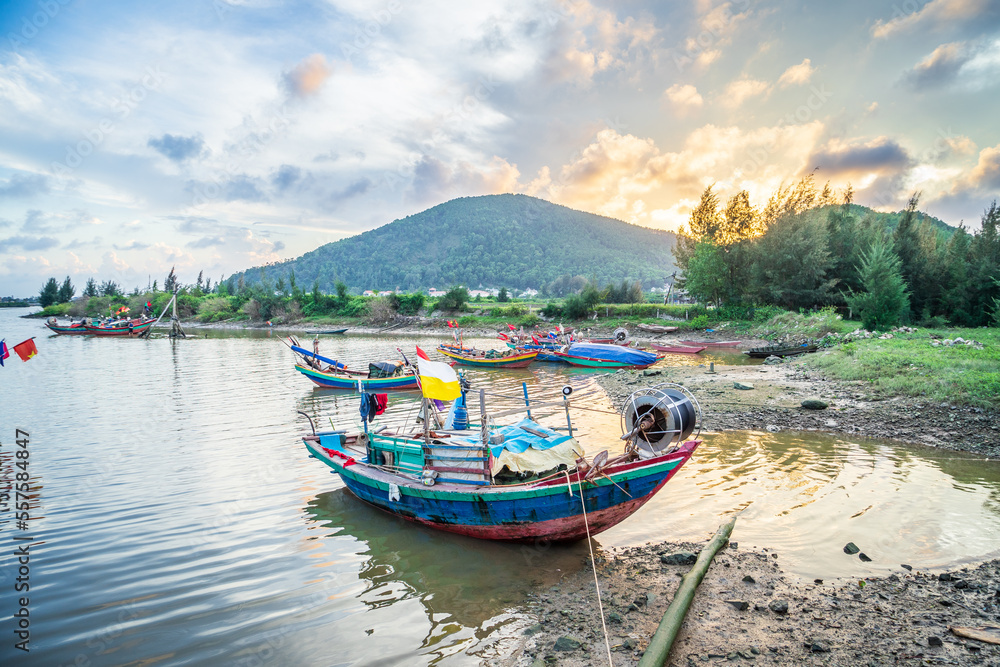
[396,292,425,315]
[242,299,262,321]
[518,313,541,328]
[197,296,235,322]
[438,286,470,311]
[366,296,397,325]
[540,302,562,318]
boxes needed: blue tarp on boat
[563,342,658,365]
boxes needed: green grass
[802,328,1000,408]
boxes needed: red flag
[12,338,38,362]
[415,345,430,361]
[497,332,509,341]
[507,323,516,331]
[531,335,540,344]
[447,320,458,328]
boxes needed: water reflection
[303,488,588,661]
[603,429,1000,579]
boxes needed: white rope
[576,476,613,666]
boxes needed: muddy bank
[486,351,1000,666]
[597,354,1000,459]
[492,540,1000,666]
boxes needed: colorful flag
[507,323,516,331]
[447,320,457,328]
[497,332,509,341]
[12,338,38,362]
[0,339,8,367]
[416,355,461,401]
[415,345,430,361]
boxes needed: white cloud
[778,58,815,88]
[722,77,773,108]
[872,0,998,39]
[662,84,704,113]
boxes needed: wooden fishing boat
[301,383,702,543]
[305,328,348,335]
[553,342,662,369]
[679,340,743,348]
[503,339,566,362]
[437,346,538,368]
[649,343,706,354]
[744,344,818,358]
[44,318,89,335]
[83,318,155,336]
[294,363,420,390]
[637,323,679,334]
[287,337,419,391]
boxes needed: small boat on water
[45,318,89,335]
[301,382,702,542]
[83,318,155,337]
[744,344,818,358]
[437,345,539,368]
[553,342,662,369]
[295,362,420,390]
[679,340,743,348]
[287,337,420,391]
[504,341,565,362]
[637,323,679,334]
[650,343,706,354]
[305,328,348,335]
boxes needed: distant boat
[504,341,565,362]
[44,318,89,335]
[679,340,742,348]
[305,328,348,335]
[637,323,679,334]
[83,318,155,337]
[744,344,818,359]
[553,342,661,369]
[437,345,538,368]
[649,343,706,354]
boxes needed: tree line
[674,176,1000,330]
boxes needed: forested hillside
[234,194,677,292]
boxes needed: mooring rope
[576,476,614,666]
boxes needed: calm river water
[1,307,999,665]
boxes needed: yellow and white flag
[415,346,461,401]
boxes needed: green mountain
[238,194,677,293]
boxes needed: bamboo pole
[139,291,175,338]
[637,516,737,667]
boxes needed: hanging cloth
[374,394,388,415]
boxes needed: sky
[1,0,999,297]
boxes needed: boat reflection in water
[303,488,590,659]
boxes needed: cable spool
[613,327,629,343]
[620,383,702,458]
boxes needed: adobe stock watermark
[738,83,833,178]
[869,125,958,210]
[50,66,166,179]
[6,0,73,51]
[668,0,752,72]
[379,73,502,192]
[189,106,292,207]
[340,0,404,62]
